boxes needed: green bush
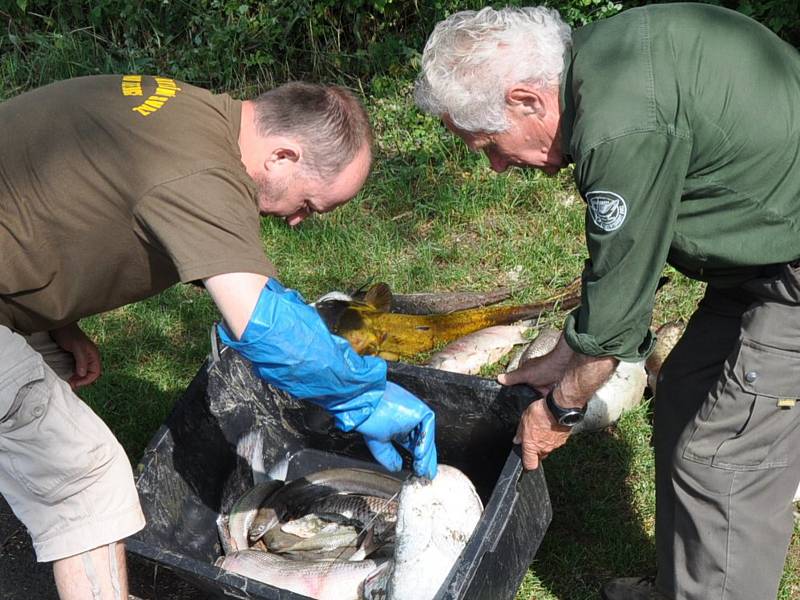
[2,0,797,95]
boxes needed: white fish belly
[388,465,483,599]
[426,325,529,375]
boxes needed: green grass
[2,38,798,600]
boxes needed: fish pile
[215,460,483,600]
[314,276,674,376]
[313,280,581,361]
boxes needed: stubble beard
[253,172,288,216]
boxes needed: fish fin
[364,282,393,312]
[349,277,375,299]
[378,351,400,361]
[350,525,378,561]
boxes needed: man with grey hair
[417,4,800,600]
[1,76,436,599]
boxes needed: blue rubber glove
[356,382,437,479]
[217,279,438,478]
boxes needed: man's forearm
[554,351,619,409]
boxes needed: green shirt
[0,75,275,334]
[560,3,800,361]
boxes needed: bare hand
[499,354,563,396]
[50,323,102,389]
[498,335,573,394]
[514,399,571,470]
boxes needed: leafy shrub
[2,0,797,94]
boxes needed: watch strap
[545,388,585,427]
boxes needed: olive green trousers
[654,262,800,600]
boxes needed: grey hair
[414,6,572,133]
[252,82,372,179]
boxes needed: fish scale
[308,494,398,536]
[216,550,388,600]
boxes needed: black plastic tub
[128,344,552,600]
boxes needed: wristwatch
[545,388,586,427]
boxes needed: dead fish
[216,428,271,554]
[216,549,389,600]
[249,468,402,543]
[266,514,384,560]
[314,280,581,360]
[387,465,483,600]
[572,360,648,433]
[645,321,686,394]
[425,325,529,375]
[362,560,393,599]
[505,326,562,372]
[226,480,284,552]
[264,516,361,554]
[375,288,511,315]
[308,494,398,539]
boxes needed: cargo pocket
[683,338,800,470]
[0,364,109,501]
[0,355,45,426]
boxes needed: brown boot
[600,577,670,600]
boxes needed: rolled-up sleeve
[563,130,692,361]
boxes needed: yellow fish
[314,280,581,360]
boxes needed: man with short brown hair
[0,75,437,599]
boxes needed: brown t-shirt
[0,75,276,334]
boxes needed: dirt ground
[0,497,211,600]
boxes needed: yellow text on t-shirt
[130,77,183,117]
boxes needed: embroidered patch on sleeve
[586,191,627,232]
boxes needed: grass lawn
[2,53,798,599]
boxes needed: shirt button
[745,371,758,383]
[31,405,45,418]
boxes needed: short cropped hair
[252,82,372,178]
[415,6,572,133]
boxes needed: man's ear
[506,84,546,117]
[264,145,301,172]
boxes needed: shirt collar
[559,44,576,164]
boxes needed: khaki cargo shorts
[0,326,145,562]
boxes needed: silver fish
[308,494,398,539]
[505,326,562,372]
[216,550,389,600]
[518,326,561,363]
[264,516,360,554]
[249,469,402,543]
[425,325,529,375]
[225,480,284,553]
[217,429,272,554]
[387,464,483,599]
[572,359,647,433]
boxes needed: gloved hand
[218,279,438,478]
[356,382,437,479]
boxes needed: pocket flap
[736,339,800,399]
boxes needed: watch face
[559,411,584,427]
